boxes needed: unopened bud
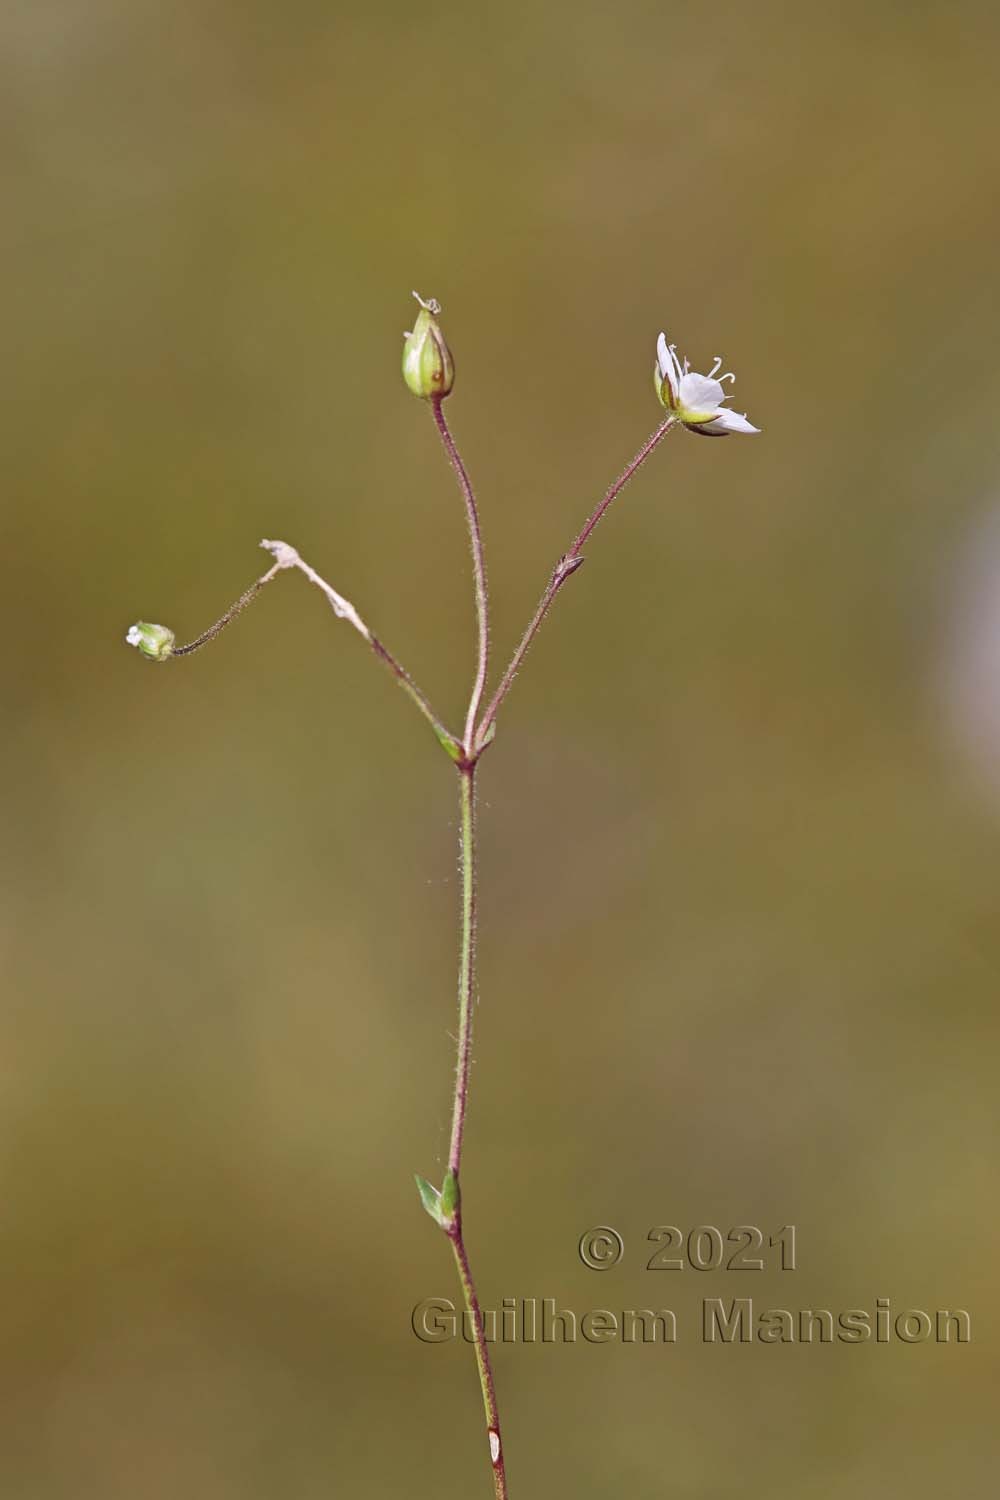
[125,621,175,661]
[401,292,454,400]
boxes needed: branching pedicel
[126,292,759,1498]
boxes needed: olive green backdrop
[3,1,998,1495]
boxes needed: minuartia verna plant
[125,291,759,1497]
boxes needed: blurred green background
[3,1,999,1495]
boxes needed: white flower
[655,333,759,436]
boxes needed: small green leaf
[415,1173,444,1226]
[435,726,464,762]
[439,1168,460,1224]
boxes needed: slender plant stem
[570,415,676,555]
[429,389,505,1493]
[172,563,286,655]
[168,540,459,754]
[430,397,490,747]
[446,763,508,1500]
[474,417,676,750]
[449,766,478,1176]
[366,633,458,752]
[450,1221,508,1500]
[260,540,459,754]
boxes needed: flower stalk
[474,415,676,750]
[430,394,490,748]
[126,539,461,758]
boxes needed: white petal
[679,371,725,413]
[700,408,760,435]
[126,625,141,645]
[656,333,679,400]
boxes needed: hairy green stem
[449,766,477,1175]
[450,1219,508,1500]
[367,634,460,755]
[447,763,508,1500]
[430,397,490,747]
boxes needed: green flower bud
[401,293,454,400]
[125,621,175,661]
